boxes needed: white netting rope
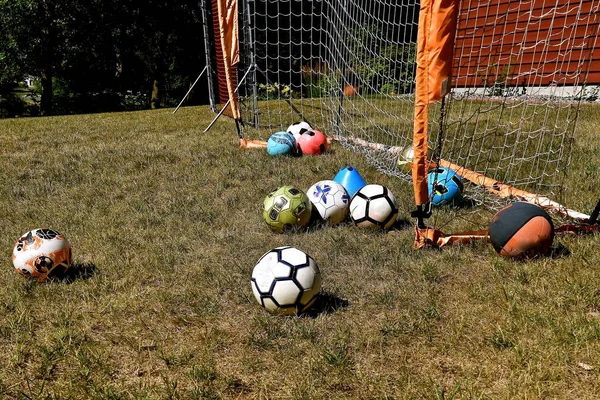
[232,0,598,221]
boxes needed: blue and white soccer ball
[251,246,322,315]
[267,131,296,156]
[427,167,464,206]
[307,180,350,225]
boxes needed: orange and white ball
[12,229,72,281]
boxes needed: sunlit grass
[0,104,599,398]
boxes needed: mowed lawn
[1,104,600,399]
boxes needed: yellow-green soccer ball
[263,186,313,232]
[397,145,433,174]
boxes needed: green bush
[348,25,416,95]
[256,82,294,100]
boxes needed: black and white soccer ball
[349,184,399,230]
[286,121,313,143]
[251,246,322,315]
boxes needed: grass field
[1,105,600,399]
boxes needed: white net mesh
[223,0,599,224]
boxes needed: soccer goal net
[204,0,600,226]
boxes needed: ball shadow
[55,262,98,283]
[456,196,479,209]
[505,242,571,262]
[389,217,412,231]
[547,242,571,259]
[303,207,350,232]
[309,206,323,226]
[430,196,477,210]
[301,291,349,318]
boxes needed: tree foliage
[0,0,206,116]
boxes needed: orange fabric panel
[412,0,459,207]
[216,0,241,120]
[414,227,490,249]
[211,0,237,113]
[412,0,430,207]
[411,104,429,207]
[427,0,458,102]
[217,0,239,66]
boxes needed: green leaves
[0,0,205,115]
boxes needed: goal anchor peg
[411,203,432,229]
[588,197,600,225]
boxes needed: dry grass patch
[0,105,599,399]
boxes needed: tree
[0,0,33,115]
[0,0,208,116]
[125,0,205,109]
[0,0,82,114]
[51,0,124,113]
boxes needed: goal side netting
[204,0,600,228]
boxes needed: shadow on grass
[456,196,480,209]
[547,242,571,258]
[304,208,350,232]
[49,262,98,283]
[302,291,349,318]
[390,217,412,231]
[306,214,413,233]
[505,242,571,261]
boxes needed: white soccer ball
[349,184,399,230]
[307,180,350,225]
[251,246,322,315]
[287,121,313,142]
[12,228,72,281]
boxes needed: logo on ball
[307,180,350,225]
